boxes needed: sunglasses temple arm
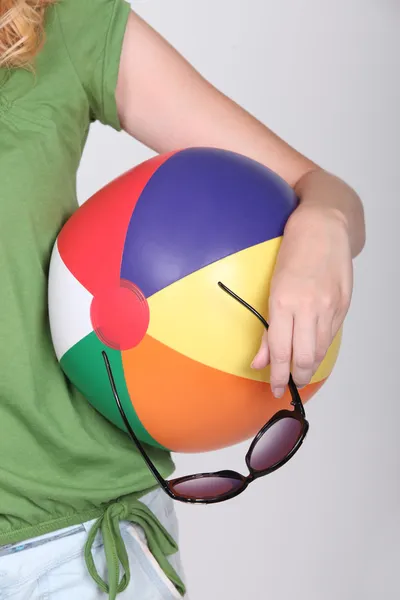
[101,351,171,494]
[218,282,306,418]
[288,374,306,417]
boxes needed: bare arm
[116,11,365,394]
[116,12,364,256]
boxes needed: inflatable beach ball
[48,148,341,453]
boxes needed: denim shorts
[0,489,187,600]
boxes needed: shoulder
[54,0,130,43]
[53,0,131,128]
[55,0,125,19]
[52,0,131,72]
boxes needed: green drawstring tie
[84,497,186,600]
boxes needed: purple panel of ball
[121,147,298,298]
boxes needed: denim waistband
[0,494,186,600]
[0,524,85,559]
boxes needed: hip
[0,488,187,600]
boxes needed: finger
[267,311,294,398]
[251,330,270,370]
[314,314,334,374]
[331,309,345,339]
[292,313,317,387]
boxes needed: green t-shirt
[0,0,180,594]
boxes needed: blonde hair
[0,0,56,69]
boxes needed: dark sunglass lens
[171,475,243,500]
[250,417,303,472]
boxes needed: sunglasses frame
[102,281,309,505]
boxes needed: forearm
[118,12,365,258]
[293,169,366,257]
[117,12,316,188]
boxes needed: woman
[0,0,365,598]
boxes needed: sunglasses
[102,282,309,505]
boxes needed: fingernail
[250,360,257,369]
[274,387,284,398]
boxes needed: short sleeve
[56,0,131,130]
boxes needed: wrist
[292,168,365,256]
[285,203,350,238]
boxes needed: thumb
[251,330,270,370]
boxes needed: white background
[78,1,400,598]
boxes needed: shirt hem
[0,482,162,548]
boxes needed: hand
[251,205,353,398]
